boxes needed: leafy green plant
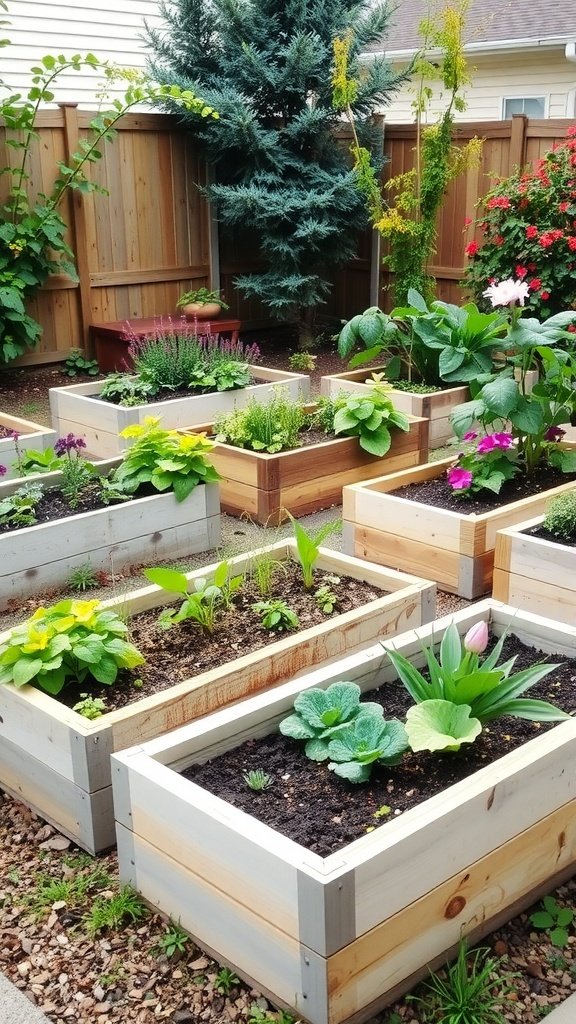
[248,1007,295,1024]
[314,387,410,456]
[28,863,112,918]
[0,598,145,695]
[289,514,342,588]
[530,896,575,947]
[243,768,273,792]
[288,351,317,372]
[62,349,100,377]
[154,921,190,958]
[176,287,228,309]
[543,490,576,540]
[66,562,100,591]
[143,562,235,632]
[0,480,43,526]
[214,391,307,453]
[16,446,60,475]
[408,940,519,1024]
[279,681,383,761]
[214,967,240,994]
[387,619,569,753]
[128,329,258,394]
[326,714,408,783]
[72,693,108,719]
[252,599,299,631]
[109,417,220,503]
[83,885,146,936]
[99,373,157,407]
[314,581,339,614]
[248,547,286,598]
[54,433,93,508]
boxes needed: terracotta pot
[180,302,222,320]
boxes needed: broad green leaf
[439,621,462,676]
[329,761,371,783]
[304,737,330,761]
[89,653,119,685]
[480,376,519,417]
[359,429,391,457]
[386,648,430,702]
[405,700,482,753]
[530,911,555,928]
[13,657,43,687]
[143,567,190,594]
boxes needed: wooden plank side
[483,478,576,548]
[327,802,576,1024]
[496,527,576,590]
[494,571,576,626]
[343,523,460,590]
[342,488,461,553]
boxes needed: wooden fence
[2,112,574,364]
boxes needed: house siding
[382,50,576,123]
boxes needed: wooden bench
[90,316,242,372]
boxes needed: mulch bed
[183,633,576,857]
[393,465,576,515]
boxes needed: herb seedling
[289,514,342,588]
[73,693,108,720]
[214,967,240,994]
[314,582,338,614]
[83,885,146,936]
[530,896,575,947]
[408,940,519,1024]
[243,769,273,792]
[252,599,299,631]
[154,921,189,957]
[288,351,317,372]
[143,564,232,632]
[62,349,100,377]
[66,562,100,591]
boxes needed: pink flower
[0,465,6,476]
[447,466,473,490]
[463,430,478,441]
[544,426,566,441]
[476,432,514,453]
[464,621,489,654]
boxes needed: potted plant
[176,287,229,319]
[0,522,435,852]
[111,599,576,1024]
[49,325,310,457]
[0,419,221,609]
[0,413,56,481]
[493,489,576,625]
[343,283,576,598]
[196,387,428,523]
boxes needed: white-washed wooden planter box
[320,368,469,448]
[0,542,435,853]
[0,460,220,610]
[49,367,310,457]
[112,600,576,1024]
[493,513,576,625]
[0,412,57,480]
[342,457,576,599]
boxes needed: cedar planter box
[342,457,576,599]
[184,411,428,524]
[0,462,221,610]
[111,600,576,1024]
[0,412,57,480]
[493,514,576,624]
[0,543,435,853]
[320,368,469,448]
[49,367,310,458]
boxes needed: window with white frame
[503,96,546,119]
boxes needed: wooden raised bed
[320,367,468,448]
[0,462,220,610]
[49,367,310,458]
[0,542,435,853]
[112,600,576,1024]
[183,411,428,524]
[493,513,576,625]
[342,457,576,599]
[0,412,57,480]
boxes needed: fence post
[59,102,92,352]
[509,114,528,172]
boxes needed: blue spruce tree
[145,0,401,341]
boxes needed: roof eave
[368,35,576,60]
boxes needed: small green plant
[373,804,392,819]
[28,864,112,918]
[17,446,60,475]
[83,885,146,936]
[408,941,519,1024]
[176,287,229,309]
[530,895,575,947]
[280,681,385,762]
[214,390,307,453]
[327,387,410,456]
[143,563,237,632]
[109,417,220,503]
[214,967,240,994]
[326,714,408,783]
[248,547,286,599]
[99,373,157,407]
[542,490,576,540]
[0,598,145,695]
[243,768,273,792]
[0,480,43,527]
[72,693,108,720]
[288,351,317,372]
[62,349,100,377]
[248,1004,295,1024]
[253,599,299,631]
[154,921,190,957]
[314,581,339,614]
[66,562,100,592]
[289,514,342,589]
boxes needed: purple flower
[54,433,87,457]
[0,464,6,476]
[463,430,478,441]
[476,432,514,454]
[447,466,473,490]
[544,426,566,442]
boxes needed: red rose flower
[515,265,527,278]
[568,237,576,252]
[465,241,479,257]
[528,278,542,291]
[540,290,551,300]
[525,225,538,239]
[559,201,570,213]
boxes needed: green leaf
[73,637,105,664]
[550,927,570,947]
[304,737,331,761]
[405,700,482,753]
[329,761,371,783]
[143,567,190,594]
[386,648,430,702]
[279,713,316,741]
[12,657,43,687]
[359,429,391,457]
[439,622,462,676]
[530,911,555,928]
[480,376,519,417]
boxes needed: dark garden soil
[394,464,576,515]
[529,524,576,548]
[0,480,144,534]
[183,633,576,858]
[57,564,386,715]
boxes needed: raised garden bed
[0,412,56,480]
[49,367,310,458]
[0,542,435,853]
[0,460,220,610]
[182,410,428,524]
[342,458,576,599]
[493,514,576,624]
[111,599,576,1024]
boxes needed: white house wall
[383,49,576,122]
[1,0,162,106]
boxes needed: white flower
[482,278,530,307]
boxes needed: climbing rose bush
[464,127,576,322]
